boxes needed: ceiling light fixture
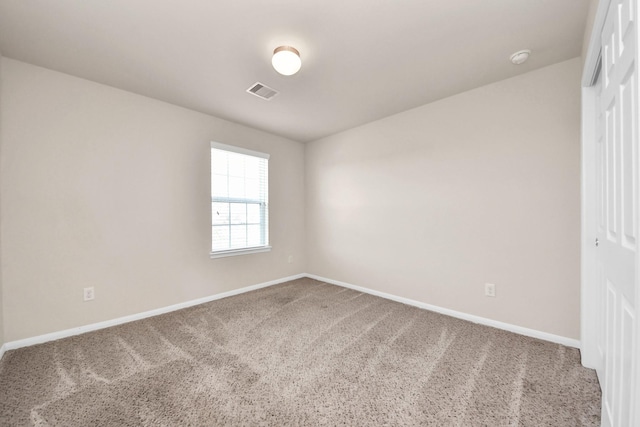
[272,46,301,76]
[510,49,531,65]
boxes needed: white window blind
[210,142,270,258]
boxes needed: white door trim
[581,82,600,370]
[581,0,611,372]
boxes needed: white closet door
[596,0,638,425]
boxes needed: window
[210,142,270,258]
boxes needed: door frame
[580,73,600,371]
[581,0,610,373]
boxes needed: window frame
[209,141,271,259]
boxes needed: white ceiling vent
[246,82,279,100]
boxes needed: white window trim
[209,245,272,259]
[210,141,270,259]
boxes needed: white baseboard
[3,273,306,353]
[1,271,579,355]
[305,274,581,349]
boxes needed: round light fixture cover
[272,46,301,76]
[510,49,531,65]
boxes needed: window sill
[209,246,272,259]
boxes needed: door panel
[597,261,606,361]
[603,283,617,424]
[620,299,634,423]
[605,100,617,242]
[620,67,636,251]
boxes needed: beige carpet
[0,278,600,426]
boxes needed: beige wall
[0,55,583,343]
[306,58,582,339]
[0,58,306,342]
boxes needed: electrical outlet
[83,287,95,301]
[485,283,496,297]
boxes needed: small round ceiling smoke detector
[510,49,531,65]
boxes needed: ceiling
[0,0,589,143]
